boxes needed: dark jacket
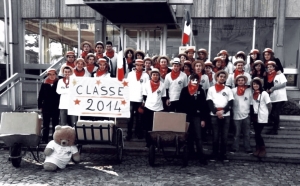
[274,58,284,73]
[178,85,208,122]
[38,81,60,112]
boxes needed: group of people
[38,40,288,165]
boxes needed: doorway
[120,25,167,56]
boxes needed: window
[25,20,40,64]
[255,19,274,55]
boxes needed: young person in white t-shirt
[142,68,166,147]
[230,75,253,154]
[164,57,188,112]
[226,59,251,88]
[56,65,76,126]
[264,61,287,135]
[206,70,234,162]
[250,77,272,158]
[126,59,149,141]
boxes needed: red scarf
[63,77,70,88]
[74,69,85,77]
[188,82,198,95]
[66,61,75,68]
[150,80,160,93]
[106,50,115,58]
[183,69,191,76]
[127,58,133,65]
[44,77,58,85]
[213,67,222,73]
[221,60,226,69]
[268,70,277,83]
[171,70,180,80]
[207,72,213,82]
[237,85,247,96]
[96,53,103,60]
[81,51,88,59]
[253,90,260,100]
[234,70,244,79]
[159,67,168,79]
[136,70,142,81]
[96,70,106,77]
[215,83,225,93]
[86,64,95,73]
[196,72,202,82]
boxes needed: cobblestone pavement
[0,149,299,186]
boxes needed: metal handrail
[39,56,65,77]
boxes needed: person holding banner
[142,68,167,147]
[126,59,149,140]
[56,65,77,127]
[92,58,111,78]
[73,58,90,77]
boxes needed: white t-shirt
[232,87,252,120]
[143,81,166,111]
[226,72,252,88]
[92,72,111,78]
[44,140,78,169]
[252,91,271,123]
[270,73,288,103]
[127,70,149,102]
[74,68,90,77]
[206,85,234,116]
[56,78,71,109]
[164,72,188,102]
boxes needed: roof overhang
[83,0,177,25]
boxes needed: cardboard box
[153,112,187,132]
[76,120,115,141]
[0,112,41,135]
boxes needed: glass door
[120,25,166,56]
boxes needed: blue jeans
[211,116,230,156]
[60,109,77,127]
[231,116,251,152]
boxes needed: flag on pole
[117,38,124,81]
[182,10,191,46]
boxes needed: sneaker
[209,154,217,162]
[220,155,229,162]
[229,149,237,154]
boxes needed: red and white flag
[117,39,124,81]
[182,11,191,45]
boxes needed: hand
[216,110,224,119]
[201,121,205,127]
[166,99,171,106]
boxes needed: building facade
[0,0,299,100]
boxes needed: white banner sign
[68,77,130,118]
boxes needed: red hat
[217,50,229,57]
[66,51,75,57]
[183,60,192,65]
[250,49,260,55]
[135,59,144,65]
[266,61,277,67]
[263,48,274,54]
[197,48,208,56]
[85,53,95,61]
[47,68,57,75]
[204,61,214,68]
[185,47,195,54]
